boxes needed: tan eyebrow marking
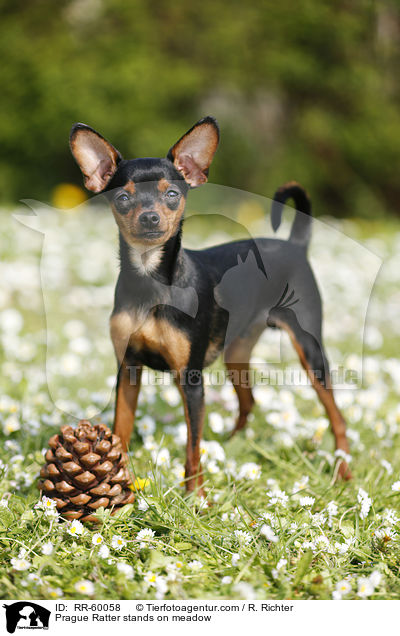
[157,178,171,193]
[124,181,136,194]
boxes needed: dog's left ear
[167,116,219,187]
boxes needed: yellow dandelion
[129,477,150,491]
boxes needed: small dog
[70,116,351,493]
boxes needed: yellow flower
[52,183,87,210]
[130,477,150,491]
[49,589,60,598]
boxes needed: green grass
[0,203,400,600]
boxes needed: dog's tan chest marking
[110,310,190,372]
[128,245,164,275]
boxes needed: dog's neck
[118,222,184,286]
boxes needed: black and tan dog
[70,116,351,494]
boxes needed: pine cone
[39,420,134,522]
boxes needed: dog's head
[69,117,219,248]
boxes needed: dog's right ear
[69,124,122,193]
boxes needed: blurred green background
[1,0,399,218]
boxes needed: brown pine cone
[38,420,135,522]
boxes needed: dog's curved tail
[271,181,312,249]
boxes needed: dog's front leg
[178,371,205,495]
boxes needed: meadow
[0,192,400,600]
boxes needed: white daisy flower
[374,527,397,541]
[357,488,372,519]
[381,459,393,475]
[357,577,375,598]
[208,412,225,434]
[311,512,327,526]
[234,530,252,546]
[237,462,261,481]
[166,562,184,581]
[267,488,288,506]
[111,535,126,550]
[136,528,155,548]
[326,501,338,517]
[98,544,110,559]
[92,533,104,546]
[260,524,278,542]
[299,496,315,507]
[137,415,156,437]
[302,540,316,550]
[0,308,23,333]
[41,541,54,555]
[3,415,20,435]
[155,576,168,600]
[233,581,255,600]
[206,459,220,474]
[334,449,352,463]
[27,573,42,584]
[231,553,240,566]
[221,576,232,585]
[75,580,94,595]
[335,538,354,555]
[67,519,84,536]
[200,440,225,464]
[137,497,149,512]
[11,557,31,571]
[292,475,309,493]
[35,495,56,511]
[382,508,399,525]
[188,560,203,571]
[151,447,170,468]
[171,462,186,484]
[369,570,383,587]
[225,458,237,476]
[117,562,134,579]
[47,587,63,598]
[144,436,157,452]
[144,571,158,587]
[334,579,352,598]
[161,386,180,407]
[276,558,287,570]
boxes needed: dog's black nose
[139,211,160,229]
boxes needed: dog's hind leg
[224,325,263,436]
[268,306,351,479]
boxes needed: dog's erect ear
[69,124,122,193]
[167,116,219,187]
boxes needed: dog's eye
[117,192,129,202]
[166,189,180,198]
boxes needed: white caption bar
[1,599,397,635]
